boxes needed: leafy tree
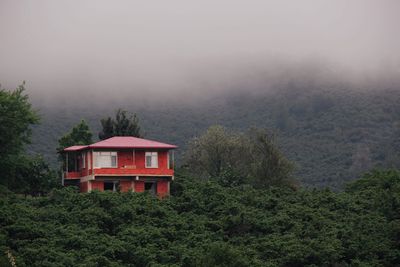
[57,120,93,153]
[99,109,142,140]
[184,125,296,188]
[57,120,93,172]
[0,83,39,187]
[12,155,58,196]
[184,125,236,178]
[246,128,296,188]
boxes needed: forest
[28,77,400,190]
[1,83,400,266]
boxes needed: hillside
[29,83,400,190]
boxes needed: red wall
[120,180,133,192]
[157,180,169,197]
[135,181,144,192]
[80,181,89,193]
[91,181,104,191]
[66,149,173,179]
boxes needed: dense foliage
[0,84,57,194]
[1,170,399,266]
[99,109,142,140]
[56,120,93,153]
[29,85,400,189]
[184,126,295,188]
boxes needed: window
[145,152,158,168]
[167,150,174,169]
[88,152,91,170]
[104,181,119,191]
[94,151,117,168]
[144,182,157,195]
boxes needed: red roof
[63,145,88,151]
[63,136,177,152]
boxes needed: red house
[61,136,177,196]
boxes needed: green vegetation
[184,126,296,188]
[1,170,399,266]
[0,84,57,195]
[99,109,142,140]
[1,82,400,265]
[29,85,400,189]
[56,120,93,153]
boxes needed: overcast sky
[1,0,399,105]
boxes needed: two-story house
[61,136,177,197]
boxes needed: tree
[245,128,296,188]
[12,155,58,196]
[57,120,93,153]
[0,83,39,187]
[57,120,93,172]
[99,109,142,140]
[184,125,236,178]
[183,125,296,188]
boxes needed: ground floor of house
[64,176,172,197]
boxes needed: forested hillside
[1,170,399,266]
[29,82,400,189]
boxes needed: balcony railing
[63,168,174,179]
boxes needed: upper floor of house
[61,136,177,179]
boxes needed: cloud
[1,0,399,105]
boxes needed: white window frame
[82,152,86,168]
[167,150,174,169]
[88,151,91,170]
[145,151,158,168]
[93,151,118,168]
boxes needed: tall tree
[184,125,236,178]
[0,83,39,187]
[246,128,295,188]
[0,83,39,157]
[57,119,93,153]
[184,125,296,188]
[98,109,142,140]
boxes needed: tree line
[1,84,296,195]
[1,83,400,266]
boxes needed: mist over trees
[1,83,400,266]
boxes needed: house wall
[77,150,92,177]
[93,149,173,176]
[120,180,133,192]
[91,180,104,191]
[157,180,169,197]
[80,178,169,196]
[80,181,89,193]
[67,149,173,178]
[134,181,145,192]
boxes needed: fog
[1,0,399,106]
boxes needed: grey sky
[1,0,399,104]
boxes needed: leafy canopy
[0,83,39,188]
[57,119,93,153]
[184,125,296,188]
[1,169,399,266]
[0,83,39,158]
[99,109,142,140]
[0,83,57,195]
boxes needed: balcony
[63,167,174,179]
